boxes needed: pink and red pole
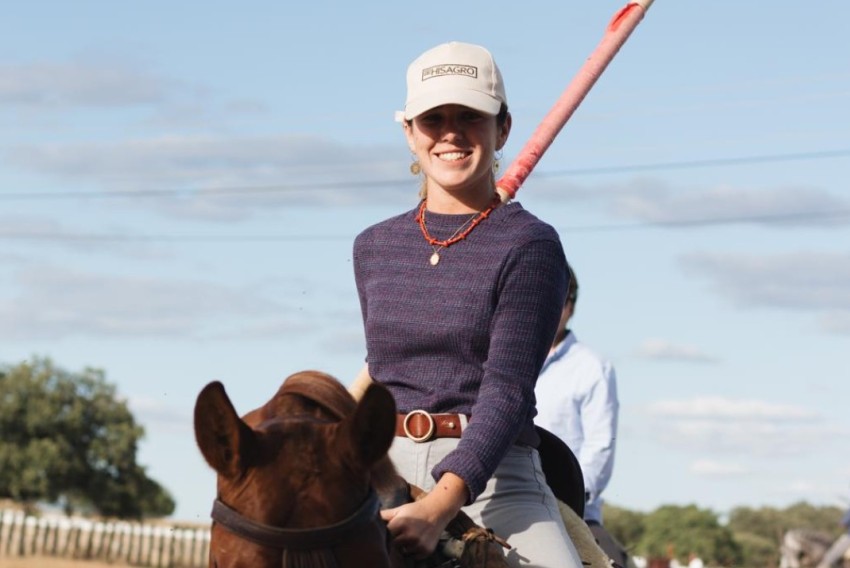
[496,0,655,203]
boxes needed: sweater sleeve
[352,231,369,327]
[431,237,568,502]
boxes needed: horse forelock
[244,373,350,430]
[277,370,357,420]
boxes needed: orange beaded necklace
[415,196,500,266]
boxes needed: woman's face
[404,104,510,199]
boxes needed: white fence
[0,509,209,567]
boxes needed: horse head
[194,370,397,568]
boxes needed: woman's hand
[380,472,468,559]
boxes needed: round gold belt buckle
[402,410,435,443]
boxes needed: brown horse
[194,370,510,568]
[195,370,402,567]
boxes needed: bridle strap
[211,488,381,550]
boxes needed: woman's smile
[404,103,508,205]
[436,151,470,162]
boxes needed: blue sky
[1,1,848,523]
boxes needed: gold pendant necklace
[415,197,501,266]
[425,213,477,266]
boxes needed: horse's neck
[371,456,411,509]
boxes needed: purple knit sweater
[353,201,568,502]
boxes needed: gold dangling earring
[410,157,421,176]
[492,150,503,174]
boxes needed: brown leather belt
[395,410,465,443]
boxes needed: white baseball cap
[397,41,507,122]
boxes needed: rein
[211,487,381,550]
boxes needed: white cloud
[0,58,171,107]
[5,134,413,219]
[635,338,719,363]
[680,252,850,334]
[689,459,749,477]
[0,55,275,135]
[820,310,850,335]
[320,329,367,355]
[0,251,29,266]
[648,396,818,421]
[782,480,821,494]
[0,215,168,257]
[652,419,837,457]
[767,479,846,505]
[644,397,838,458]
[607,181,848,228]
[204,319,318,341]
[0,265,287,340]
[129,395,191,434]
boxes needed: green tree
[731,531,780,568]
[727,505,787,544]
[782,502,845,536]
[604,503,647,555]
[637,504,742,566]
[0,356,175,519]
[728,502,846,568]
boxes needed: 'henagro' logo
[421,64,478,81]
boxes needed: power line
[0,178,408,201]
[0,233,350,242]
[534,149,850,177]
[0,148,847,202]
[2,208,847,243]
[556,208,850,233]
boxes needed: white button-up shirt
[534,331,619,523]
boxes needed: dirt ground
[0,558,118,568]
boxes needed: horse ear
[194,381,256,479]
[341,382,396,467]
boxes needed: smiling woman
[352,41,582,568]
